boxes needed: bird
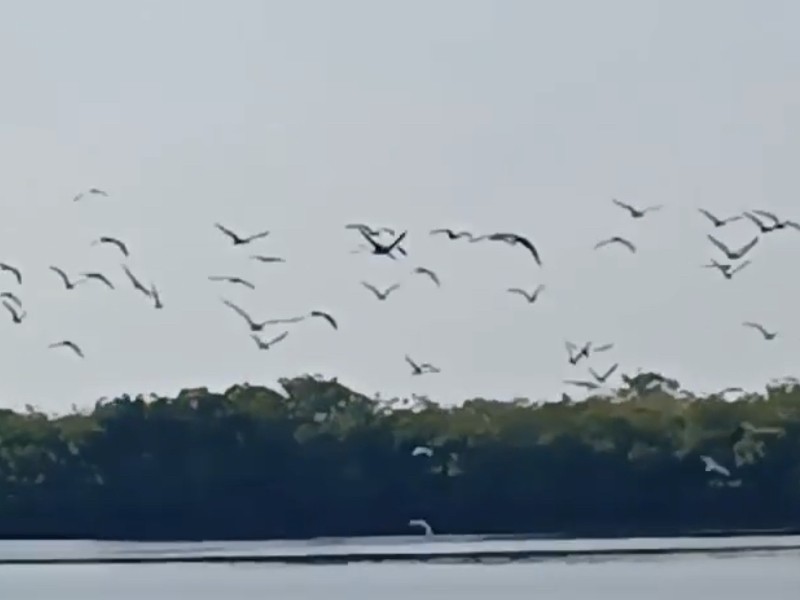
[251,331,289,350]
[121,265,153,298]
[73,188,108,201]
[406,355,440,375]
[250,255,285,263]
[49,266,86,290]
[707,234,759,260]
[0,292,22,307]
[91,236,129,257]
[309,310,338,330]
[705,259,750,280]
[507,284,545,303]
[413,267,440,287]
[0,263,22,285]
[49,340,84,358]
[563,379,602,390]
[742,321,777,340]
[700,455,731,477]
[484,233,542,265]
[565,341,590,365]
[591,343,614,353]
[594,236,636,253]
[358,229,407,258]
[2,300,25,323]
[214,223,270,246]
[345,223,396,237]
[698,209,743,228]
[429,228,477,241]
[361,281,401,301]
[590,363,619,383]
[208,275,256,290]
[612,199,663,218]
[743,212,779,233]
[80,272,115,289]
[750,209,800,231]
[411,446,434,457]
[222,299,271,331]
[408,519,434,536]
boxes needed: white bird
[411,446,433,457]
[408,519,434,536]
[700,455,731,477]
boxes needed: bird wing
[0,292,21,307]
[250,333,265,348]
[405,355,419,370]
[0,264,22,284]
[361,281,381,297]
[243,230,270,242]
[707,234,733,257]
[222,299,256,326]
[429,228,451,236]
[266,331,289,346]
[507,288,528,298]
[2,300,18,320]
[612,198,636,213]
[698,208,720,224]
[614,237,636,252]
[601,363,619,380]
[214,223,240,241]
[743,321,766,334]
[386,231,407,251]
[357,229,382,250]
[49,266,71,287]
[643,204,663,213]
[752,209,780,224]
[122,265,152,296]
[730,260,751,275]
[237,278,256,289]
[101,237,129,256]
[385,283,401,295]
[310,310,338,329]
[734,236,759,257]
[68,342,84,357]
[415,267,440,285]
[511,235,541,264]
[81,273,114,288]
[564,379,598,389]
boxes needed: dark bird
[346,223,396,237]
[49,340,84,358]
[214,223,270,246]
[0,263,22,285]
[484,233,542,265]
[250,255,286,263]
[405,355,440,375]
[121,265,153,298]
[358,229,407,258]
[309,310,338,330]
[0,291,21,307]
[707,234,759,260]
[80,272,114,289]
[208,275,256,290]
[743,212,778,233]
[151,283,163,309]
[222,299,272,331]
[750,209,800,231]
[612,199,663,218]
[704,259,750,279]
[2,300,25,323]
[361,281,401,300]
[507,284,545,303]
[73,188,108,201]
[92,236,129,257]
[698,209,742,228]
[590,363,619,383]
[413,267,440,287]
[251,331,289,350]
[566,341,590,365]
[742,321,777,340]
[429,228,477,241]
[50,266,86,290]
[594,236,636,253]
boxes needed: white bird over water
[700,455,731,477]
[408,519,434,536]
[411,446,433,457]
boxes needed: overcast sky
[0,0,798,412]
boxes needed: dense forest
[0,372,799,541]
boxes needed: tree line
[0,372,798,540]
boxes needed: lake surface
[1,537,798,598]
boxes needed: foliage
[1,372,799,540]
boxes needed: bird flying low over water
[707,234,759,260]
[49,340,84,358]
[208,275,255,290]
[594,236,636,253]
[73,188,109,201]
[742,321,777,340]
[2,300,25,323]
[92,236,129,257]
[309,310,338,330]
[413,267,440,287]
[251,331,289,350]
[214,223,270,246]
[698,208,743,228]
[483,233,541,265]
[612,199,663,218]
[0,263,22,285]
[361,281,401,301]
[507,284,545,303]
[700,455,731,477]
[405,355,440,375]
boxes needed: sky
[0,0,798,413]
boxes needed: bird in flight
[749,209,800,232]
[563,379,603,390]
[0,263,22,285]
[358,229,407,258]
[405,355,440,375]
[0,291,22,307]
[73,188,109,202]
[742,321,777,340]
[361,281,401,301]
[222,299,277,331]
[429,228,477,241]
[590,363,619,383]
[251,331,289,350]
[309,310,338,330]
[707,234,759,260]
[612,199,663,218]
[507,284,545,303]
[698,209,742,228]
[121,265,153,298]
[700,455,731,477]
[743,212,779,233]
[345,223,396,237]
[92,236,129,257]
[80,272,114,289]
[250,255,285,263]
[208,275,255,290]
[49,340,84,358]
[50,266,86,290]
[411,446,434,457]
[704,259,750,280]
[484,233,542,265]
[214,223,270,246]
[413,267,440,287]
[2,300,25,323]
[595,236,636,253]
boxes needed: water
[1,538,798,598]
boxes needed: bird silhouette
[742,321,777,340]
[0,263,22,285]
[50,266,86,290]
[405,355,440,375]
[309,310,338,330]
[49,340,84,358]
[2,300,25,323]
[612,199,663,218]
[595,236,636,253]
[73,188,108,201]
[346,223,396,237]
[361,281,401,301]
[484,233,541,265]
[214,223,270,245]
[358,229,407,258]
[589,363,619,383]
[91,236,129,257]
[251,331,289,350]
[705,259,750,280]
[208,275,255,290]
[222,299,271,331]
[707,234,759,260]
[413,267,440,286]
[750,209,800,232]
[121,265,153,298]
[507,284,545,303]
[698,209,742,228]
[429,228,477,241]
[80,272,115,289]
[0,292,21,307]
[250,255,286,263]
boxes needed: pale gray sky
[0,0,798,412]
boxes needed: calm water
[1,538,798,599]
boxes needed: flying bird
[80,272,114,289]
[429,228,477,241]
[361,281,401,301]
[49,266,86,290]
[612,199,663,218]
[484,233,542,265]
[507,284,545,303]
[413,267,440,287]
[358,229,407,258]
[742,321,777,340]
[250,255,285,263]
[2,300,25,323]
[405,355,440,375]
[222,299,275,331]
[750,209,800,231]
[91,236,129,257]
[0,291,21,307]
[408,519,434,536]
[563,379,602,390]
[251,331,289,350]
[208,275,255,290]
[49,340,84,358]
[590,363,619,383]
[594,236,636,253]
[698,209,743,228]
[345,223,396,237]
[309,310,338,330]
[73,188,108,201]
[705,259,750,280]
[707,234,759,260]
[0,263,22,285]
[700,455,731,477]
[121,265,153,298]
[411,446,433,457]
[214,223,270,246]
